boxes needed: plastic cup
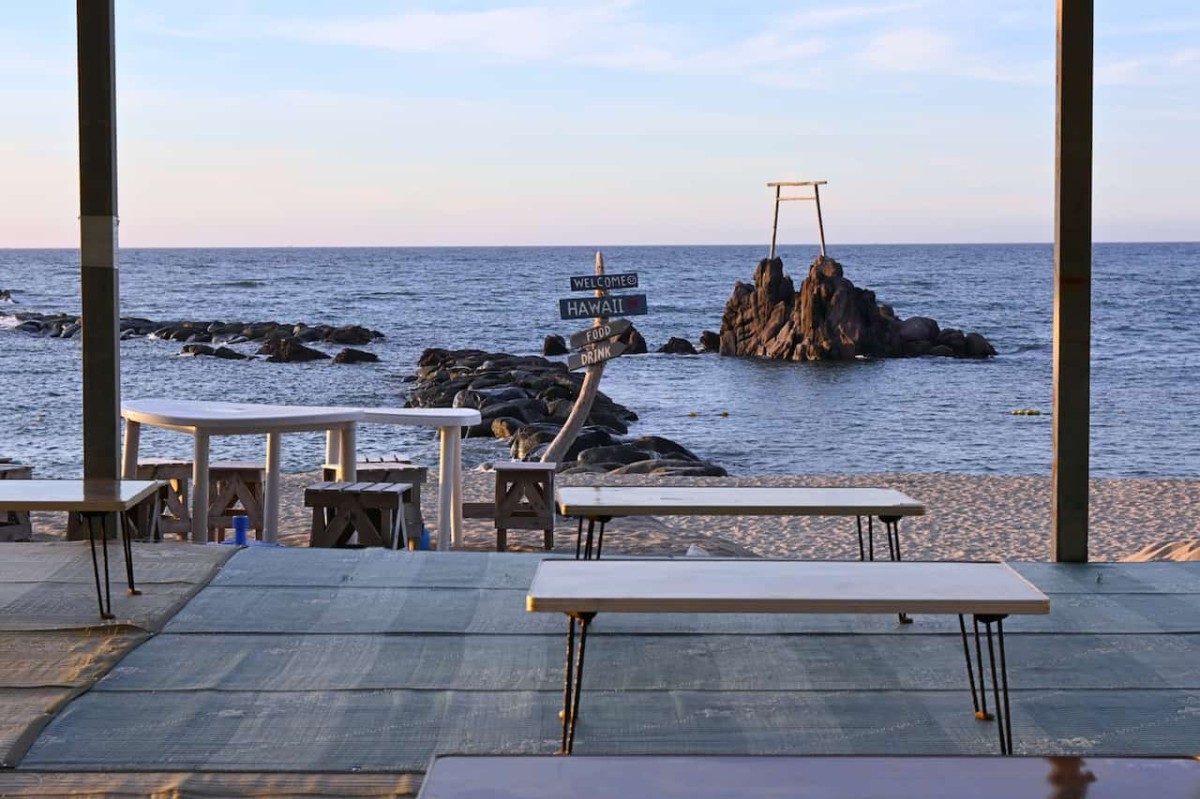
[233,515,249,546]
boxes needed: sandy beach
[29,470,1200,562]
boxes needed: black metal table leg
[575,518,584,559]
[867,516,875,561]
[975,613,1013,755]
[971,615,991,720]
[594,520,606,559]
[583,519,596,560]
[559,611,596,755]
[856,516,865,561]
[83,512,114,620]
[119,511,141,596]
[958,614,982,718]
[878,515,911,623]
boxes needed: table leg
[121,419,140,479]
[325,430,339,473]
[437,425,453,551]
[191,432,210,544]
[336,424,358,482]
[119,510,140,596]
[83,512,114,620]
[560,611,595,755]
[264,432,282,544]
[450,427,464,548]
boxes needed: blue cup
[233,515,249,546]
[418,527,431,551]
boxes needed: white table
[320,407,482,551]
[0,479,163,618]
[121,399,361,544]
[417,755,1200,799]
[527,560,1049,755]
[556,486,925,561]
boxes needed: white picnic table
[121,399,361,544]
[527,559,1049,755]
[122,399,481,548]
[555,485,926,560]
[0,479,163,618]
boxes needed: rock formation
[719,256,995,360]
[404,348,727,476]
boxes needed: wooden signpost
[540,254,646,463]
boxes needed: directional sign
[559,293,648,321]
[570,273,639,292]
[569,318,632,350]
[568,339,628,371]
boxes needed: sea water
[1,243,1197,478]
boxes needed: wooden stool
[323,459,427,539]
[209,461,265,542]
[0,463,34,542]
[135,458,193,539]
[493,462,557,552]
[305,482,413,549]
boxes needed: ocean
[1,243,1197,479]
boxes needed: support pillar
[77,0,121,487]
[1051,0,1093,562]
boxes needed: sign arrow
[567,339,628,371]
[568,318,632,350]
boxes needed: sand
[28,471,1200,562]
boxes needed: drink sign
[569,318,632,350]
[568,339,628,371]
[570,272,638,291]
[559,293,648,321]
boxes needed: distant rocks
[719,256,996,360]
[657,337,697,355]
[1,312,386,364]
[0,289,14,303]
[405,347,727,477]
[542,335,568,356]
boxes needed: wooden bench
[322,459,427,538]
[527,560,1050,756]
[0,480,164,619]
[464,462,557,551]
[208,461,265,541]
[304,482,416,549]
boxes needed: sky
[1,1,1197,247]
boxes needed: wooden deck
[2,549,1197,793]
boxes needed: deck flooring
[8,550,1200,776]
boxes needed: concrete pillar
[1052,0,1093,562]
[76,0,121,484]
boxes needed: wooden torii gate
[767,180,828,260]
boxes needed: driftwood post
[541,251,608,464]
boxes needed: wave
[220,279,267,288]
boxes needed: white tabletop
[0,479,163,512]
[122,399,363,430]
[417,755,1200,799]
[356,407,482,427]
[526,560,1049,616]
[556,486,925,517]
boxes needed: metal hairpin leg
[856,516,865,560]
[119,511,141,597]
[558,611,595,754]
[83,512,113,620]
[965,613,1013,755]
[958,614,983,718]
[872,515,911,624]
[575,518,584,559]
[575,517,610,560]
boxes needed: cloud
[860,27,954,72]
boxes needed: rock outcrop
[719,256,996,360]
[404,348,726,476]
[658,337,698,355]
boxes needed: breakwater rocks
[719,256,996,360]
[1,312,384,364]
[406,347,728,476]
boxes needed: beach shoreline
[28,471,1200,562]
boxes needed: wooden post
[812,183,827,257]
[769,185,781,260]
[77,0,121,485]
[1052,0,1093,563]
[541,252,608,464]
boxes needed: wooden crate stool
[135,457,193,539]
[305,482,412,549]
[208,461,265,542]
[493,462,557,552]
[0,463,34,542]
[323,458,427,540]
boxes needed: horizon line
[1,240,1198,251]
